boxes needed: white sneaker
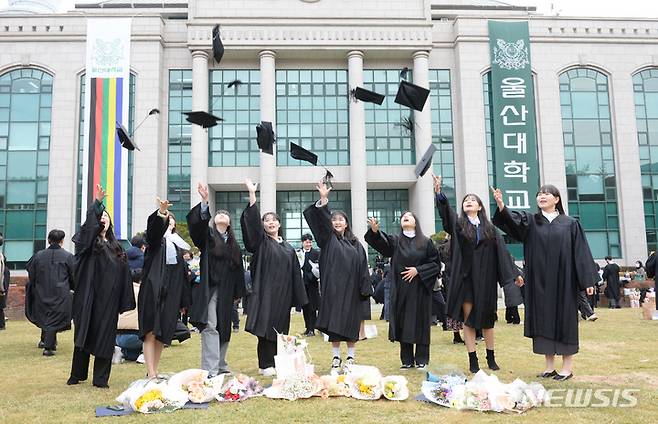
[136,353,145,364]
[586,313,598,322]
[261,367,276,377]
[111,346,124,364]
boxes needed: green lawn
[1,306,657,423]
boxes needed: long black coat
[1,255,8,310]
[365,229,440,345]
[25,245,75,333]
[241,203,307,341]
[300,248,321,311]
[436,194,517,329]
[187,203,245,343]
[602,263,621,300]
[493,207,597,346]
[139,210,191,345]
[304,202,373,341]
[71,200,135,359]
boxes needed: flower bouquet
[346,365,383,400]
[116,378,187,414]
[319,374,351,397]
[277,333,308,355]
[264,373,324,401]
[168,369,225,404]
[215,374,263,402]
[381,376,409,401]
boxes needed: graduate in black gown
[299,233,321,336]
[187,182,245,376]
[433,176,519,373]
[304,181,373,370]
[364,212,440,369]
[67,185,135,388]
[602,256,621,308]
[139,197,192,378]
[241,179,307,376]
[492,184,598,381]
[26,229,75,356]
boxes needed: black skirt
[532,336,579,355]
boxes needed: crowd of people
[10,177,657,389]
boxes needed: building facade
[1,0,657,269]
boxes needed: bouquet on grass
[421,368,467,408]
[264,373,325,400]
[277,333,308,355]
[345,365,383,400]
[168,369,226,404]
[319,374,351,397]
[116,378,188,414]
[381,376,409,401]
[216,374,263,402]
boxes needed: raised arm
[186,183,212,250]
[302,181,334,249]
[145,198,172,249]
[490,187,532,242]
[364,217,396,258]
[240,178,265,253]
[433,175,457,236]
[72,184,105,256]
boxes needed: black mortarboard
[227,79,242,89]
[399,116,414,135]
[116,122,140,151]
[290,142,317,165]
[351,87,385,105]
[414,144,437,178]
[256,121,275,155]
[184,111,223,128]
[212,24,224,63]
[394,80,430,112]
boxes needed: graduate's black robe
[25,245,75,333]
[493,207,597,347]
[71,200,135,359]
[139,210,191,345]
[365,229,440,345]
[602,263,621,301]
[241,203,307,341]
[301,248,321,311]
[304,202,373,341]
[436,194,517,329]
[187,202,245,342]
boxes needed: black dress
[139,210,191,345]
[492,207,598,355]
[304,202,373,342]
[602,263,621,305]
[435,193,517,330]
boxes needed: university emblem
[93,38,124,68]
[493,39,530,70]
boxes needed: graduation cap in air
[212,24,224,63]
[114,108,160,151]
[290,142,334,188]
[394,80,430,112]
[227,79,242,89]
[183,111,223,129]
[256,121,275,155]
[414,144,437,178]
[350,86,385,105]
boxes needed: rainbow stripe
[87,77,124,236]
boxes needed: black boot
[486,349,500,371]
[453,332,464,344]
[468,351,479,373]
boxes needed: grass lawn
[1,306,657,423]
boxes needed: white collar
[542,210,559,223]
[402,230,416,238]
[467,215,480,226]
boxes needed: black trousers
[41,329,58,350]
[577,290,594,318]
[0,308,5,329]
[256,337,277,369]
[302,304,317,333]
[400,342,429,366]
[70,347,112,387]
[505,306,520,324]
[231,303,240,329]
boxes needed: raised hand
[245,178,258,193]
[316,180,331,200]
[197,182,209,202]
[490,186,505,211]
[156,197,172,214]
[368,217,379,233]
[432,174,442,194]
[95,184,106,202]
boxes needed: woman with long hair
[492,184,597,381]
[434,176,519,373]
[365,211,440,369]
[187,183,245,376]
[139,197,192,378]
[241,179,307,376]
[67,185,135,388]
[304,181,373,370]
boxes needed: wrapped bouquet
[346,365,383,400]
[381,376,409,401]
[216,374,263,402]
[116,378,187,414]
[264,373,324,401]
[168,369,225,404]
[319,374,351,397]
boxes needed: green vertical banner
[488,20,539,209]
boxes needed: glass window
[560,68,619,258]
[366,189,409,262]
[167,70,193,219]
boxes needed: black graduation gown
[304,202,373,341]
[492,207,598,346]
[602,263,621,301]
[364,229,440,345]
[241,203,307,341]
[187,202,245,343]
[71,200,135,359]
[25,245,75,333]
[301,248,321,311]
[436,194,517,329]
[139,210,192,345]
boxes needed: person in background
[602,256,621,309]
[633,260,649,305]
[126,235,146,280]
[504,256,524,325]
[115,271,144,363]
[0,232,8,331]
[299,233,321,336]
[25,229,75,356]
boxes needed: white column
[190,50,209,208]
[410,51,435,233]
[259,50,277,213]
[348,50,368,244]
[610,72,646,263]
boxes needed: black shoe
[66,377,80,385]
[43,349,55,357]
[486,349,500,371]
[468,351,479,373]
[453,333,464,344]
[537,370,558,378]
[553,373,573,381]
[232,327,239,333]
[38,341,45,349]
[416,364,427,370]
[93,383,110,389]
